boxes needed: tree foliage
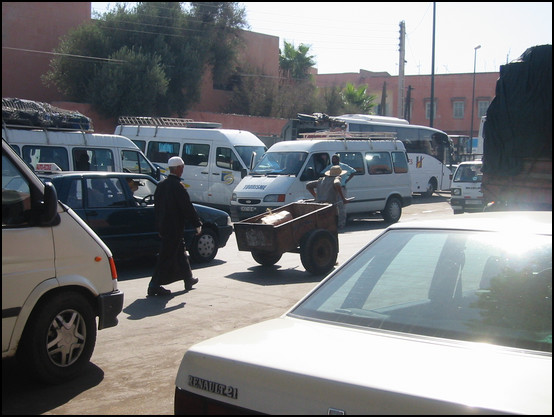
[340,82,376,114]
[279,41,316,81]
[43,2,247,117]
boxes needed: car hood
[176,316,552,415]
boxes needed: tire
[189,227,218,263]
[18,292,97,384]
[381,196,402,223]
[251,250,282,266]
[300,229,338,275]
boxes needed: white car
[174,211,552,415]
[450,160,484,214]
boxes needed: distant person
[306,165,349,229]
[75,152,90,171]
[323,154,356,227]
[148,157,202,296]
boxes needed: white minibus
[2,125,160,180]
[230,134,412,223]
[115,116,267,211]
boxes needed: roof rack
[298,131,397,141]
[117,116,222,129]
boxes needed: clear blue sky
[92,2,552,76]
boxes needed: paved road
[2,194,453,415]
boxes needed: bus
[334,114,454,196]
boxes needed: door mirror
[39,182,60,226]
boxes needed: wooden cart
[234,201,339,275]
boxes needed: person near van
[306,165,349,229]
[324,154,356,187]
[148,156,202,296]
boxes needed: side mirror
[241,168,248,179]
[39,182,60,226]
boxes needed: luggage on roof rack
[2,98,93,131]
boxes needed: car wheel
[300,229,338,275]
[18,292,97,384]
[251,250,282,266]
[189,227,218,263]
[381,196,402,223]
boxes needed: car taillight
[109,257,118,280]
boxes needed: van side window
[336,152,364,175]
[300,153,329,181]
[392,152,409,174]
[132,140,146,153]
[74,149,91,170]
[147,141,180,164]
[121,150,155,177]
[183,143,210,167]
[22,145,69,171]
[216,147,240,170]
[74,148,115,172]
[366,152,393,175]
[2,154,32,227]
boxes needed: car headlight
[263,194,286,203]
[451,188,461,196]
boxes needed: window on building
[478,100,490,118]
[453,101,465,119]
[425,101,437,120]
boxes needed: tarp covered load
[2,98,93,131]
[483,44,552,175]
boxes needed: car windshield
[290,228,552,353]
[251,151,307,175]
[453,164,483,183]
[234,145,267,170]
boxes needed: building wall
[2,2,499,140]
[315,70,499,136]
[2,2,91,103]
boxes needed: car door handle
[201,171,209,174]
[212,173,220,176]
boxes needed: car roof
[387,211,552,235]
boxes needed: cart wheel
[251,250,282,266]
[300,229,338,275]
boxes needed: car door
[81,176,158,259]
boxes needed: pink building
[2,2,499,139]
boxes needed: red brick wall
[2,2,91,102]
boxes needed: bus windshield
[252,151,307,175]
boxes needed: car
[449,160,484,214]
[37,170,233,263]
[174,211,552,414]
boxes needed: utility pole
[430,2,436,127]
[397,21,406,119]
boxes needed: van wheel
[300,229,338,275]
[189,227,219,263]
[18,292,97,384]
[381,197,402,223]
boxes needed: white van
[114,116,267,211]
[449,160,484,214]
[230,134,413,223]
[2,125,160,180]
[2,138,123,383]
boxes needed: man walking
[148,156,202,296]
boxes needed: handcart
[234,201,339,275]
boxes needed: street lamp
[469,44,481,155]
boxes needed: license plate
[240,206,257,212]
[466,200,482,205]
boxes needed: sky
[91,2,552,76]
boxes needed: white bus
[334,114,453,196]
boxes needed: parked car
[37,170,233,263]
[175,211,552,414]
[449,160,484,214]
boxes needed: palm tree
[279,41,316,81]
[341,83,376,114]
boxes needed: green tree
[279,41,316,81]
[43,2,247,117]
[341,82,376,114]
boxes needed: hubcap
[47,309,86,367]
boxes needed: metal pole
[469,45,481,155]
[429,3,435,127]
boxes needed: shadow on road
[2,357,104,415]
